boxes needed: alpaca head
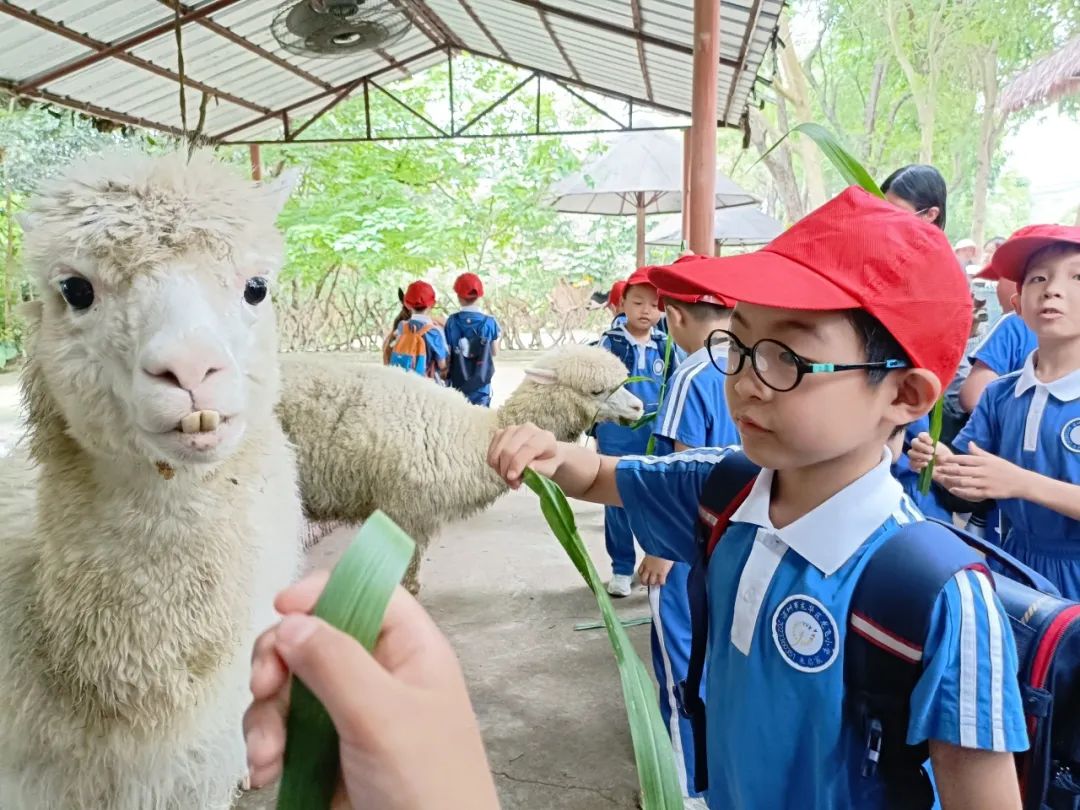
[19,151,297,470]
[499,344,644,439]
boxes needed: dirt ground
[1,352,653,809]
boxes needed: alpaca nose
[142,349,225,392]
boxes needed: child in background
[912,225,1080,600]
[637,258,739,805]
[444,273,501,407]
[388,280,448,381]
[595,267,678,597]
[490,188,1025,810]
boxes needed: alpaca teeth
[200,410,220,432]
[179,413,202,434]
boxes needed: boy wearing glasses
[488,188,1025,810]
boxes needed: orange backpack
[388,321,435,376]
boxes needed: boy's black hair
[880,165,948,230]
[1020,242,1080,285]
[662,297,732,322]
[845,309,912,384]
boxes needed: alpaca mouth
[155,409,238,456]
[177,410,225,434]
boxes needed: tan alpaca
[279,344,644,591]
[0,152,303,810]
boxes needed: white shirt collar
[1013,351,1080,402]
[460,304,484,313]
[684,346,712,366]
[410,314,432,324]
[730,451,903,576]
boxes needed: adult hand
[244,572,499,810]
[638,555,675,587]
[907,431,953,473]
[935,442,1032,501]
[487,423,563,489]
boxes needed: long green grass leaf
[754,123,883,197]
[276,512,416,809]
[918,398,945,496]
[523,470,683,809]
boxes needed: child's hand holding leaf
[907,431,953,473]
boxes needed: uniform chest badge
[772,595,839,673]
[1062,418,1080,454]
[653,358,665,375]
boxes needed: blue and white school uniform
[647,346,740,796]
[895,416,953,522]
[970,312,1037,377]
[615,448,1027,810]
[954,354,1080,599]
[444,305,501,406]
[595,325,673,575]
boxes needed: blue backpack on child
[681,452,1080,810]
[446,312,495,395]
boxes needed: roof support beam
[286,78,365,142]
[8,0,246,92]
[212,45,447,141]
[537,10,582,84]
[722,0,765,124]
[403,1,465,49]
[500,0,740,67]
[629,0,654,102]
[0,79,185,137]
[689,0,720,257]
[454,0,511,61]
[154,0,333,91]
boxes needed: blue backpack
[681,451,1080,809]
[447,313,495,395]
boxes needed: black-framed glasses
[705,329,909,392]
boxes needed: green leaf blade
[918,398,946,496]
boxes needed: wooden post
[689,0,720,257]
[636,192,646,268]
[682,128,692,252]
[249,144,262,182]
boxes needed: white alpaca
[278,345,643,591]
[0,152,302,809]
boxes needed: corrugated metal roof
[0,0,781,142]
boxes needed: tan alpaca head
[521,344,645,425]
[19,151,297,470]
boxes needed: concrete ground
[1,354,654,809]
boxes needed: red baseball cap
[453,272,484,299]
[987,224,1080,283]
[650,186,971,388]
[608,280,627,308]
[648,254,735,309]
[403,280,436,310]
[625,266,658,290]
[975,263,999,281]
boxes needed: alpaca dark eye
[59,277,94,310]
[244,277,268,305]
[592,388,607,396]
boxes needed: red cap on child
[650,186,972,388]
[608,280,627,308]
[648,254,735,308]
[403,280,436,310]
[625,266,657,290]
[987,224,1080,284]
[453,272,484,299]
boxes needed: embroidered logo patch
[653,358,666,375]
[1063,418,1080,454]
[772,595,839,673]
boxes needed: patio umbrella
[645,206,783,250]
[549,129,758,266]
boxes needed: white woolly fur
[0,151,303,809]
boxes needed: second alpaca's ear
[524,367,558,385]
[260,168,303,217]
[16,212,39,235]
[398,288,405,304]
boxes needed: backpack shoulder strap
[846,519,986,805]
[681,450,761,794]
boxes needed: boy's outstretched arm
[487,423,623,506]
[929,742,1021,810]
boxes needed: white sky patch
[1002,109,1080,223]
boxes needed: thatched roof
[1000,35,1080,115]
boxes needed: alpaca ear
[261,168,302,216]
[524,367,558,385]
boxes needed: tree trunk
[885,0,937,163]
[970,47,1001,253]
[777,16,827,210]
[749,107,804,223]
[3,189,13,340]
